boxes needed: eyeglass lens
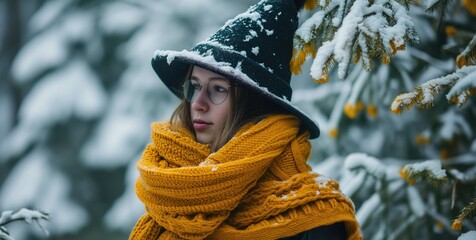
[182,79,230,105]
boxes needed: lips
[193,120,212,130]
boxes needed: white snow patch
[264,5,273,11]
[80,115,147,168]
[315,174,331,186]
[19,59,106,126]
[35,171,89,234]
[11,29,68,82]
[403,160,447,179]
[27,0,72,34]
[104,159,144,230]
[251,46,259,55]
[356,193,381,226]
[458,231,476,240]
[0,148,50,209]
[407,186,425,217]
[100,2,145,35]
[344,153,385,179]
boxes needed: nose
[191,87,209,112]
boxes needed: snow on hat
[151,0,320,139]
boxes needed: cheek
[216,101,231,127]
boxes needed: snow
[315,174,331,186]
[103,159,144,230]
[264,4,272,11]
[11,29,68,82]
[404,160,447,179]
[99,2,145,35]
[447,66,476,101]
[35,171,89,234]
[356,192,381,226]
[251,46,259,55]
[391,91,418,112]
[438,109,473,140]
[420,73,457,105]
[344,153,385,179]
[458,231,476,240]
[0,148,50,209]
[12,209,49,236]
[0,147,88,234]
[19,59,106,126]
[341,171,366,196]
[295,10,327,42]
[80,115,148,168]
[223,10,261,29]
[407,186,425,217]
[307,0,417,80]
[0,208,49,237]
[27,0,72,34]
[332,0,367,79]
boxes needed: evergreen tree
[293,0,476,239]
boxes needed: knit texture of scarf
[130,114,361,240]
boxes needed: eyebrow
[190,76,229,82]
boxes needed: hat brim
[152,49,320,139]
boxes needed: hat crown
[192,0,298,99]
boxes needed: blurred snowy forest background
[0,0,475,239]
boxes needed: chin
[197,135,211,145]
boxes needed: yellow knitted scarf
[130,114,361,240]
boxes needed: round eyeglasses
[182,79,231,105]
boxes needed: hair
[170,75,291,152]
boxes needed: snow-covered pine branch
[291,0,418,81]
[452,197,476,231]
[344,153,386,179]
[399,160,448,186]
[0,208,49,239]
[392,65,476,113]
[456,35,476,68]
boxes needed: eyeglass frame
[182,78,235,105]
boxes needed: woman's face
[188,66,232,145]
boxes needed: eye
[212,84,228,93]
[190,81,201,91]
[213,85,228,93]
[209,81,229,93]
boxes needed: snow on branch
[456,35,476,68]
[391,65,476,113]
[291,0,418,81]
[344,153,386,179]
[399,160,448,186]
[458,230,476,240]
[0,208,49,239]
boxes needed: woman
[130,0,361,239]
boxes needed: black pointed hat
[151,0,320,138]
